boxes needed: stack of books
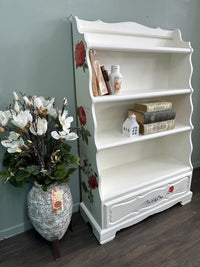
[128,101,176,135]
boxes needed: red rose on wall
[78,106,87,126]
[75,41,86,67]
[88,175,98,189]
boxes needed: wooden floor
[1,168,200,267]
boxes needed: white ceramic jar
[109,65,122,94]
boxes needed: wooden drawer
[104,176,190,228]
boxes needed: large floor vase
[27,182,73,242]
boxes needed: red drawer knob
[169,186,174,193]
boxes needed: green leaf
[48,175,57,180]
[2,152,15,167]
[79,126,91,145]
[9,177,27,188]
[62,143,71,153]
[79,127,85,140]
[67,167,76,176]
[42,184,48,191]
[15,170,30,182]
[69,154,78,165]
[83,63,88,72]
[54,164,68,180]
[0,170,10,183]
[81,134,85,142]
[85,129,91,137]
[84,135,88,145]
[25,165,40,175]
[43,177,53,185]
[76,155,80,165]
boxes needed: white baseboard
[0,221,33,241]
[0,202,80,241]
[193,161,200,169]
[73,202,80,213]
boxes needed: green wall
[1,0,200,240]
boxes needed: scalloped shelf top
[74,16,191,50]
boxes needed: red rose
[75,41,86,67]
[83,160,87,166]
[78,106,87,126]
[169,186,174,193]
[88,176,98,189]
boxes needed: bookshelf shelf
[89,44,191,54]
[96,123,192,151]
[100,155,191,201]
[92,88,192,103]
[72,17,193,244]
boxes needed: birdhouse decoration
[123,114,139,137]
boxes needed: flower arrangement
[0,92,79,191]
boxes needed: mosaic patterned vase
[27,182,73,242]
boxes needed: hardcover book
[135,101,172,112]
[128,109,176,124]
[89,49,99,97]
[101,66,113,95]
[139,119,175,135]
[90,49,108,96]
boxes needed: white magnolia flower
[0,110,11,126]
[23,96,32,106]
[33,96,57,118]
[14,101,20,113]
[13,91,19,101]
[11,110,32,130]
[30,117,48,136]
[9,131,19,141]
[7,146,22,153]
[51,130,78,141]
[1,131,24,153]
[33,96,55,113]
[59,110,73,133]
[63,97,68,106]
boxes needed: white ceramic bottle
[109,65,122,94]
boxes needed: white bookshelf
[72,17,193,244]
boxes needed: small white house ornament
[123,114,139,137]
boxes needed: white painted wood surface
[72,17,193,244]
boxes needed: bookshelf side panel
[72,17,102,227]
